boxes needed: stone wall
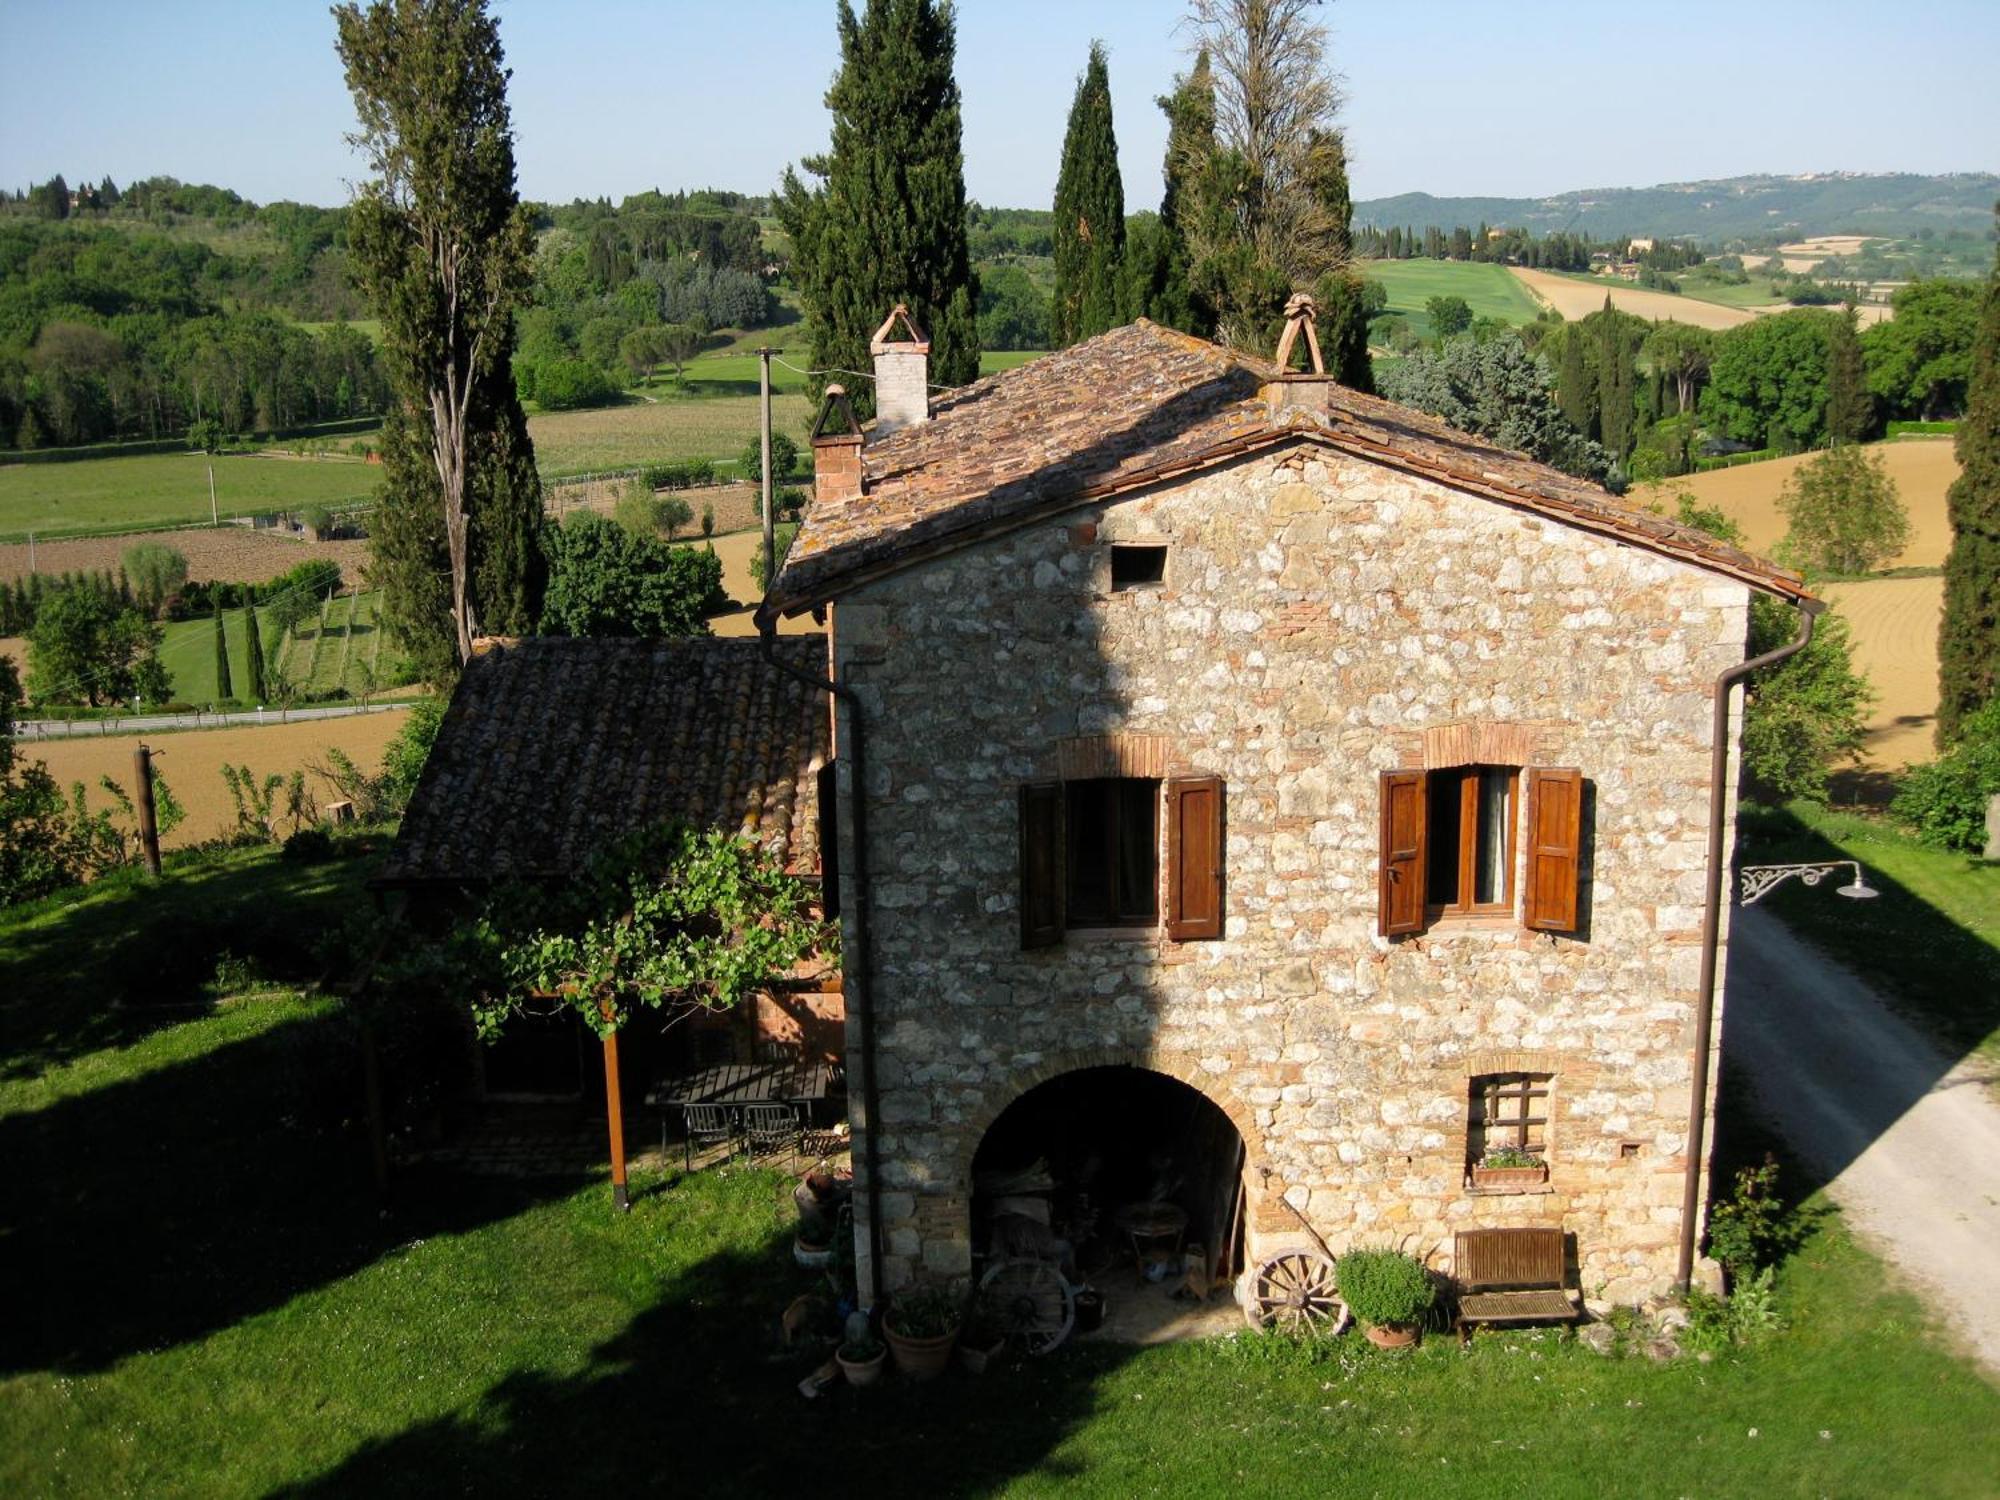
[828,445,1754,1306]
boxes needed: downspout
[1676,594,1822,1292]
[759,618,884,1300]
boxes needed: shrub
[533,358,620,411]
[541,514,725,638]
[380,695,449,810]
[1891,698,2000,850]
[641,458,716,491]
[281,826,336,863]
[121,542,188,618]
[749,523,799,593]
[1334,1247,1435,1329]
[1705,1157,1793,1275]
[740,431,799,484]
[301,504,335,537]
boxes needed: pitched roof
[376,635,829,889]
[760,319,1811,618]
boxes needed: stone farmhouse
[756,303,1816,1311]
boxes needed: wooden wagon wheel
[1243,1250,1350,1335]
[979,1257,1077,1356]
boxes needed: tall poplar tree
[335,0,544,680]
[778,0,980,419]
[1937,208,2000,744]
[1051,42,1127,346]
[211,598,233,702]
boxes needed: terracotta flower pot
[837,1346,886,1387]
[884,1322,959,1381]
[958,1336,1005,1375]
[1364,1322,1420,1350]
[1471,1163,1548,1191]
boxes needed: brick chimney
[1264,292,1331,419]
[870,304,931,434]
[810,383,864,505]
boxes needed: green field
[151,592,386,706]
[0,453,378,541]
[1361,258,1546,339]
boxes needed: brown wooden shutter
[1166,775,1224,941]
[1019,782,1064,949]
[1378,770,1427,937]
[1523,767,1583,933]
[815,761,840,919]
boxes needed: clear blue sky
[1,1,1994,210]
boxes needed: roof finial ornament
[1273,292,1324,375]
[810,382,862,441]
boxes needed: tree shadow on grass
[273,1220,1136,1500]
[0,1008,591,1376]
[0,838,383,1083]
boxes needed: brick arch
[953,1044,1270,1193]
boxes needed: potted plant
[883,1283,963,1381]
[836,1331,886,1387]
[1336,1247,1437,1349]
[1471,1145,1548,1191]
[957,1310,1005,1375]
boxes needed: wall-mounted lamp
[1738,859,1878,906]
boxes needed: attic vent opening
[1110,544,1167,591]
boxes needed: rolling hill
[1355,172,2000,242]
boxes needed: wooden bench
[1452,1227,1582,1346]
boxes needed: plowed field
[0,529,371,587]
[1822,576,1943,768]
[1673,439,1958,571]
[19,710,413,849]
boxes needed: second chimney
[870,304,931,434]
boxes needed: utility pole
[27,532,34,573]
[757,347,779,592]
[208,464,219,527]
[133,743,162,876]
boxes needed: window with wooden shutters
[1377,770,1427,936]
[1522,767,1583,933]
[1018,782,1063,949]
[1165,775,1224,941]
[1065,777,1158,927]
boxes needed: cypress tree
[1051,42,1127,346]
[1937,209,2000,744]
[243,589,266,703]
[1136,50,1215,335]
[1556,326,1596,438]
[1824,305,1871,445]
[778,0,980,419]
[336,0,544,679]
[212,598,233,702]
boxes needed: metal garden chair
[742,1102,802,1162]
[681,1102,740,1170]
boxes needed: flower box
[1470,1161,1549,1191]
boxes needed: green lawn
[1739,801,2000,1077]
[4,839,1998,1496]
[155,600,281,705]
[1670,273,1792,312]
[0,452,379,541]
[1360,258,1546,339]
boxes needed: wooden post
[601,1019,630,1212]
[758,347,776,591]
[132,743,162,876]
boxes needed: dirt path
[1723,904,2000,1375]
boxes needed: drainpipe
[1676,595,1822,1292]
[759,620,885,1301]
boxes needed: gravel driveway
[1723,903,2000,1376]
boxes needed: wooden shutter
[1523,767,1583,933]
[1166,775,1224,941]
[1019,782,1064,949]
[815,761,840,919]
[1377,770,1427,937]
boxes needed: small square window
[1109,544,1167,591]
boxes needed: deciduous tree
[25,586,168,708]
[1776,444,1911,576]
[1175,0,1354,352]
[1938,212,2000,744]
[540,514,723,639]
[336,0,545,675]
[778,0,980,419]
[1051,42,1127,346]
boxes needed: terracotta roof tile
[377,635,829,888]
[761,320,1810,617]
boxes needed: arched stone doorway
[967,1064,1252,1312]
